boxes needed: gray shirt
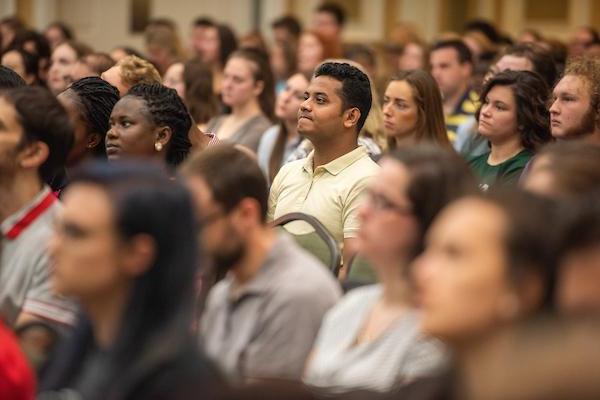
[304,285,446,393]
[0,186,76,327]
[207,114,272,152]
[200,233,341,383]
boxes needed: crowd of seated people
[2,3,600,399]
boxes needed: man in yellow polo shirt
[268,61,380,263]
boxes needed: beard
[563,106,597,138]
[0,145,21,189]
[212,243,245,278]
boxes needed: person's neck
[84,283,131,349]
[488,135,524,165]
[311,132,358,168]
[283,119,299,142]
[585,128,600,146]
[393,133,418,148]
[231,227,276,286]
[0,172,43,222]
[376,259,413,307]
[443,84,468,115]
[231,101,262,120]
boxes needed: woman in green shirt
[469,70,552,190]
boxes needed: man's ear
[19,141,49,169]
[343,107,361,130]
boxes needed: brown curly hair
[563,56,600,120]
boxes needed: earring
[155,142,163,152]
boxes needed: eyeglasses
[365,189,413,215]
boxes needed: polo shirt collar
[302,146,368,176]
[225,233,292,302]
[1,186,56,240]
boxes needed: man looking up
[182,144,340,382]
[268,61,380,265]
[430,39,477,144]
[550,56,600,145]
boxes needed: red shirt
[0,321,35,399]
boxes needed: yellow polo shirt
[268,146,380,244]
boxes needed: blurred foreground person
[40,161,222,400]
[182,145,340,383]
[303,146,476,394]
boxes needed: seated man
[0,86,76,328]
[267,61,380,263]
[181,144,341,383]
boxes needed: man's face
[430,47,471,98]
[297,75,346,142]
[186,175,245,275]
[550,75,596,139]
[0,97,24,186]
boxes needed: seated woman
[47,40,92,95]
[106,82,192,168]
[469,70,552,189]
[58,76,120,167]
[397,188,556,399]
[303,146,478,394]
[40,161,222,399]
[256,71,309,182]
[382,69,452,150]
[206,48,274,152]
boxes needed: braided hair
[127,83,192,167]
[63,76,120,157]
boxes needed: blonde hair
[117,55,161,87]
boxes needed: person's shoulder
[468,151,489,165]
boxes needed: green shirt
[469,149,533,190]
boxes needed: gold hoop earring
[155,142,163,152]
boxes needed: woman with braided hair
[58,76,120,167]
[106,82,192,168]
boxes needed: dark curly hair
[314,61,372,132]
[63,76,120,158]
[476,70,552,150]
[126,83,192,167]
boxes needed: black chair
[271,212,342,276]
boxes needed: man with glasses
[181,144,341,383]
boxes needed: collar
[225,233,293,302]
[1,186,56,240]
[302,146,368,176]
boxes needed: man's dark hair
[0,65,26,89]
[193,17,215,28]
[62,77,120,158]
[126,83,192,167]
[316,2,346,26]
[464,19,501,44]
[314,62,372,133]
[501,43,558,88]
[271,15,302,39]
[181,144,269,222]
[1,86,73,182]
[432,39,473,65]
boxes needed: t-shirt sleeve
[21,251,76,326]
[241,289,331,381]
[341,173,373,239]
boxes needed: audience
[0,87,76,329]
[40,161,222,400]
[304,146,476,394]
[1,11,600,400]
[469,70,551,189]
[181,145,340,383]
[268,61,380,264]
[206,48,274,152]
[106,83,191,168]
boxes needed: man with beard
[0,86,76,328]
[181,144,341,383]
[550,57,600,145]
